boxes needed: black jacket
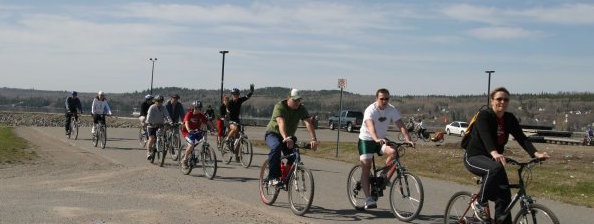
[465,108,536,158]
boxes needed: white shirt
[91,98,112,115]
[359,102,402,141]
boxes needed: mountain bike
[258,142,314,216]
[347,141,424,222]
[444,157,559,224]
[181,130,217,179]
[66,112,79,140]
[149,125,168,167]
[220,124,253,168]
[138,124,148,147]
[166,123,182,161]
[92,114,107,149]
[397,126,419,142]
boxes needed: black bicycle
[259,142,314,216]
[149,124,168,167]
[166,123,182,161]
[347,141,424,222]
[444,157,559,224]
[220,124,253,168]
[92,114,107,149]
[181,130,217,179]
[66,112,79,140]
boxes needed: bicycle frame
[278,147,303,190]
[370,142,408,197]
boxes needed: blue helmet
[145,94,153,100]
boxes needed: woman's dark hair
[490,87,510,99]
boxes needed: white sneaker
[365,197,377,209]
[91,127,96,134]
[472,200,489,221]
[269,178,281,186]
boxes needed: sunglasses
[495,97,509,102]
[379,97,390,101]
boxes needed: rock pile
[0,111,140,128]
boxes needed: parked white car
[445,121,468,136]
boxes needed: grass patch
[0,126,36,165]
[252,139,594,208]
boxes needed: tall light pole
[149,58,158,95]
[219,50,229,105]
[485,70,495,105]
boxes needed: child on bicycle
[181,100,214,169]
[358,88,414,209]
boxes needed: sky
[1,0,593,96]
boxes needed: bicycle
[258,142,314,216]
[149,124,169,167]
[92,114,107,149]
[138,123,148,147]
[220,124,253,168]
[181,130,217,179]
[346,141,424,222]
[166,123,182,161]
[398,126,419,142]
[66,112,79,140]
[444,157,559,224]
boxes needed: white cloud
[467,26,542,40]
[517,3,594,24]
[441,4,500,25]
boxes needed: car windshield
[460,122,468,128]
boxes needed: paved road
[1,126,591,223]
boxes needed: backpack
[460,105,488,149]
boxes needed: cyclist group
[64,86,554,223]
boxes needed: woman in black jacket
[464,87,550,223]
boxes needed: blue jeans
[266,132,295,179]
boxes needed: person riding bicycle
[145,95,172,160]
[180,100,214,169]
[139,94,154,133]
[224,84,254,145]
[464,87,550,223]
[91,91,112,134]
[358,88,415,209]
[216,95,230,145]
[265,89,318,186]
[165,94,185,124]
[64,91,83,135]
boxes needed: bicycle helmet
[98,91,104,96]
[144,94,153,100]
[154,95,164,102]
[72,91,78,96]
[191,100,203,109]
[231,88,240,94]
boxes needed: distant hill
[1,87,593,132]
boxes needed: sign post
[336,78,347,157]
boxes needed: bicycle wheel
[223,140,233,164]
[513,203,560,224]
[92,130,99,147]
[72,120,79,140]
[346,165,367,210]
[239,138,253,168]
[288,165,315,216]
[100,126,107,149]
[138,127,147,147]
[444,191,476,224]
[389,171,424,221]
[410,133,418,142]
[259,159,280,205]
[170,132,181,161]
[181,153,193,175]
[150,147,156,164]
[201,144,217,179]
[158,137,167,167]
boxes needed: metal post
[485,70,495,105]
[219,51,229,106]
[149,58,157,95]
[336,87,343,157]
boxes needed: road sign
[338,78,347,89]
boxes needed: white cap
[290,89,302,100]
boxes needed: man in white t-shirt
[358,88,415,209]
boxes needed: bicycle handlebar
[505,157,545,168]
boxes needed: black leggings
[464,153,512,224]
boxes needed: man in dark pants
[64,91,82,135]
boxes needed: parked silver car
[445,121,468,136]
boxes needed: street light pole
[485,70,495,105]
[149,58,158,95]
[219,51,229,106]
